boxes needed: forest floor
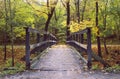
[0,44,120,77]
[0,45,120,79]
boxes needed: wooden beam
[25,27,30,70]
[87,28,92,69]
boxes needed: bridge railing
[25,27,57,70]
[66,27,92,69]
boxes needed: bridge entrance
[25,27,109,70]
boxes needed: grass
[105,64,120,73]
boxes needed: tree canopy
[0,0,119,43]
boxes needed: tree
[66,0,70,37]
[44,0,58,40]
[8,0,15,67]
[99,0,109,54]
[76,0,80,23]
[3,0,8,61]
[96,1,102,58]
[81,0,87,21]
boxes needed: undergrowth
[0,58,25,77]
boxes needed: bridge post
[87,28,92,69]
[25,27,30,70]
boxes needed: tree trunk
[81,0,87,21]
[9,0,14,67]
[103,38,109,54]
[96,2,102,58]
[3,32,7,61]
[4,0,8,61]
[77,0,80,23]
[66,0,70,37]
[44,0,58,40]
[103,2,108,54]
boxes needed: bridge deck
[2,45,120,79]
[32,45,84,71]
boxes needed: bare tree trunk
[4,0,8,61]
[96,1,102,58]
[81,0,87,21]
[103,1,108,54]
[9,0,14,67]
[77,0,80,23]
[66,0,70,37]
[3,31,7,61]
[103,38,108,54]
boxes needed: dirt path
[1,45,120,79]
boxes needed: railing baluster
[76,34,79,42]
[78,34,80,42]
[80,34,84,44]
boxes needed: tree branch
[26,0,48,15]
[61,0,67,9]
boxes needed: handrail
[67,27,91,41]
[25,27,57,69]
[67,27,92,69]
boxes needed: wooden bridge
[2,27,118,79]
[25,27,109,71]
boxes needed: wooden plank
[30,41,56,54]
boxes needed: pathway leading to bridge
[1,45,120,79]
